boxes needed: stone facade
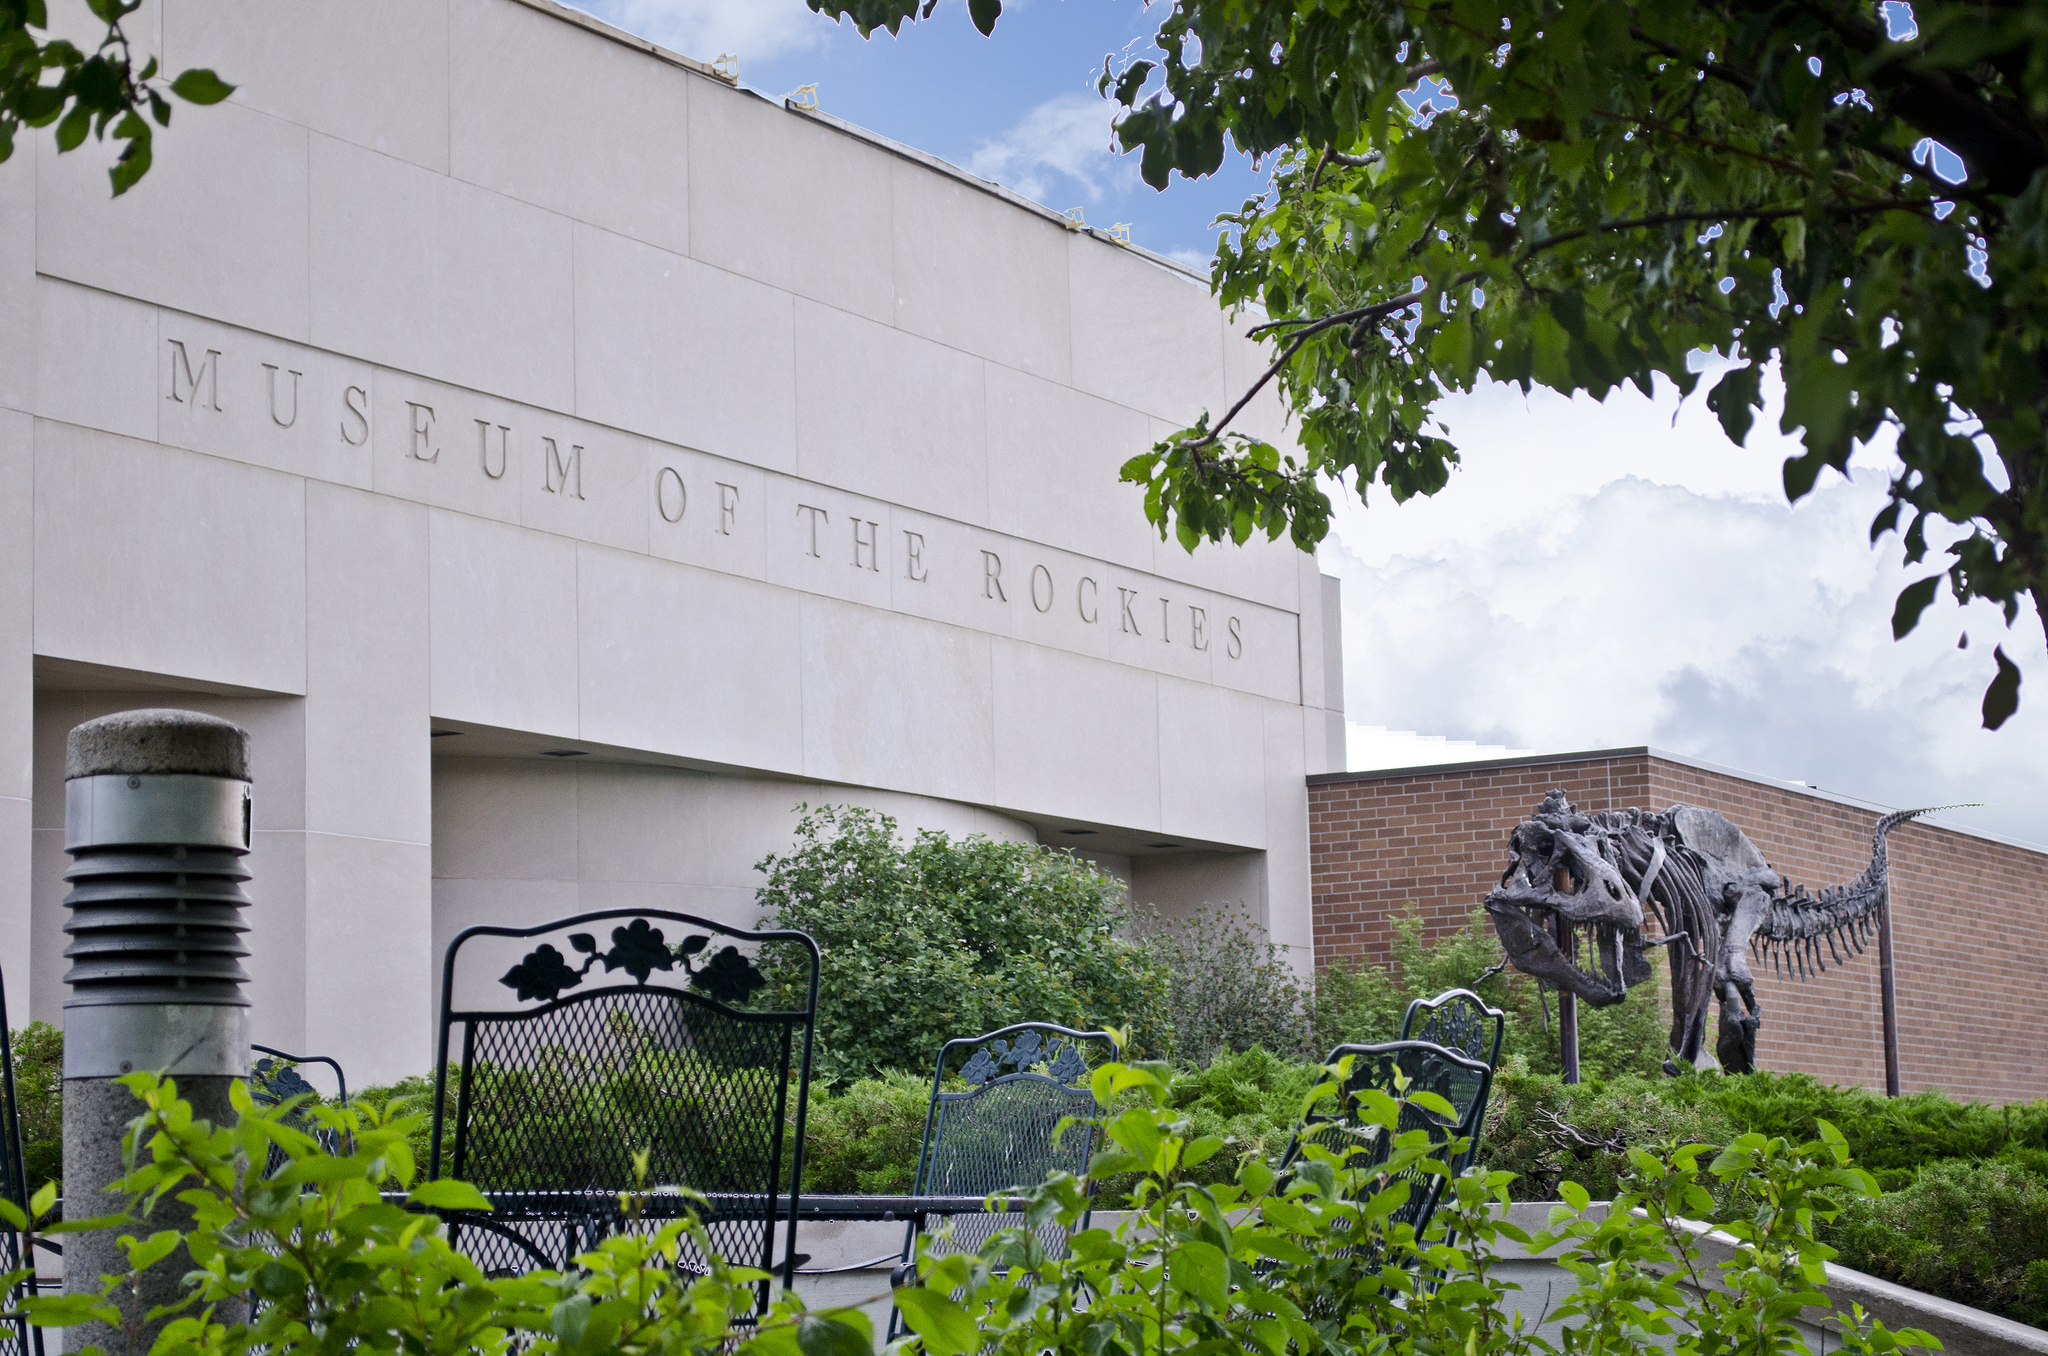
[3,0,1345,1084]
[1309,749,2048,1104]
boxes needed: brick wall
[1309,749,2048,1104]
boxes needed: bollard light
[60,708,253,1350]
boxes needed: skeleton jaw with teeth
[1483,803,1653,1007]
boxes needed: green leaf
[168,69,234,104]
[1558,1180,1592,1212]
[1167,1240,1229,1309]
[409,1179,493,1211]
[1982,646,2021,730]
[1707,364,1761,446]
[797,1312,874,1356]
[120,1230,181,1272]
[966,0,1001,37]
[1891,576,1943,640]
[893,1287,979,1356]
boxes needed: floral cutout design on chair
[499,917,766,1006]
[250,1057,317,1105]
[957,1028,1092,1086]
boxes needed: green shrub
[1478,1066,1741,1201]
[754,805,1171,1078]
[6,1021,60,1196]
[797,1072,933,1195]
[1141,906,1312,1065]
[1311,908,1671,1080]
[1829,1158,2048,1328]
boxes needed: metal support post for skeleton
[1878,900,1902,1097]
[60,710,254,1351]
[1551,914,1580,1084]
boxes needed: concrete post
[60,710,254,1351]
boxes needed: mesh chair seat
[890,1024,1112,1338]
[429,911,818,1318]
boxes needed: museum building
[0,0,1347,1085]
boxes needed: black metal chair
[249,1046,351,1168]
[889,1023,1113,1338]
[429,910,820,1316]
[1276,1039,1494,1278]
[1,968,44,1356]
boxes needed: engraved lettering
[166,340,222,410]
[1189,606,1209,652]
[406,402,438,462]
[1118,587,1141,635]
[542,438,585,499]
[1078,577,1098,624]
[262,363,302,428]
[1227,616,1243,659]
[851,518,880,571]
[904,531,927,582]
[1159,597,1171,643]
[656,466,687,524]
[1030,564,1053,613]
[981,550,1006,602]
[476,421,509,479]
[717,483,739,535]
[796,503,829,556]
[340,385,369,446]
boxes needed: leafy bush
[796,1071,933,1195]
[1140,906,1311,1065]
[754,805,1171,1078]
[6,1020,60,1196]
[1480,1067,1741,1201]
[1311,908,1671,1080]
[1829,1158,2048,1328]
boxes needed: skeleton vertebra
[1482,790,1931,1073]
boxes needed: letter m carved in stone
[166,340,222,411]
[542,437,585,500]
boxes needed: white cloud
[967,91,1132,205]
[570,0,834,65]
[1319,371,2048,845]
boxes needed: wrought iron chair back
[890,1023,1112,1339]
[249,1046,352,1172]
[1399,988,1506,1068]
[429,909,820,1316]
[1277,1039,1493,1279]
[1398,988,1505,1173]
[1,967,43,1356]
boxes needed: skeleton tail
[1748,805,1971,980]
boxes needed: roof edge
[1310,746,2048,858]
[509,0,736,84]
[782,102,1212,285]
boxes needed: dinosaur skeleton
[1481,789,1932,1073]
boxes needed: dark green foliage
[1480,1071,1741,1202]
[1142,906,1312,1065]
[1,0,233,194]
[1310,909,1670,1081]
[753,805,1171,1078]
[1830,1159,2048,1329]
[5,1020,59,1194]
[795,1071,932,1195]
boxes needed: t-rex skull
[1483,791,1653,1006]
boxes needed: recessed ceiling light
[538,749,588,758]
[430,730,462,738]
[1060,828,1098,836]
[1147,842,1180,849]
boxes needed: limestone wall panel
[163,0,451,172]
[427,509,579,737]
[310,134,575,410]
[573,225,798,471]
[450,0,689,253]
[37,99,310,342]
[33,424,308,693]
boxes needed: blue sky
[572,0,2048,848]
